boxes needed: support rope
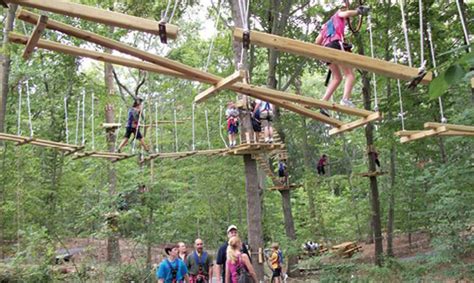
[192,102,196,151]
[204,0,222,72]
[115,106,123,150]
[17,83,22,136]
[456,0,471,52]
[168,0,179,24]
[174,109,178,152]
[64,96,69,144]
[418,0,424,64]
[25,81,33,138]
[81,90,85,145]
[427,23,447,123]
[219,105,228,148]
[91,93,95,150]
[155,102,159,153]
[205,109,211,149]
[75,99,80,145]
[399,0,412,67]
[393,44,406,131]
[367,14,379,111]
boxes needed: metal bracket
[158,22,167,44]
[242,30,250,49]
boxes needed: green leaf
[429,72,449,99]
[444,64,466,84]
[459,51,474,67]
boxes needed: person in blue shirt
[116,98,150,153]
[156,243,189,283]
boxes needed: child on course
[317,154,328,176]
[254,99,274,143]
[225,101,239,148]
[314,4,370,117]
[117,98,150,153]
[269,243,282,283]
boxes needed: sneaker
[269,138,274,143]
[340,98,355,108]
[320,108,330,117]
[264,138,269,143]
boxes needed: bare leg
[341,66,356,100]
[322,64,343,101]
[139,139,149,152]
[117,138,129,151]
[269,125,273,141]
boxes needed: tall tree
[229,0,264,280]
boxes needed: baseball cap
[227,225,238,233]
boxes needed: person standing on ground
[254,99,274,143]
[156,243,189,283]
[178,242,188,262]
[117,98,150,152]
[216,225,251,283]
[186,238,213,283]
[268,243,282,283]
[314,4,371,116]
[225,236,258,283]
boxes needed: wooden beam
[399,126,448,143]
[329,112,382,135]
[424,122,474,133]
[16,12,375,123]
[16,137,35,146]
[195,70,245,103]
[22,14,47,60]
[233,28,432,84]
[394,130,423,137]
[64,145,85,156]
[0,133,27,142]
[9,1,178,38]
[439,131,474,137]
[17,10,205,82]
[101,123,121,129]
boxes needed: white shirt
[255,99,272,112]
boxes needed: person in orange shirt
[269,243,282,283]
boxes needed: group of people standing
[156,225,284,283]
[225,99,275,148]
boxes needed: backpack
[165,259,179,283]
[236,255,252,283]
[278,250,284,265]
[323,15,345,44]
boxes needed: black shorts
[272,267,281,278]
[325,41,352,65]
[124,127,143,140]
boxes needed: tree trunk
[0,4,17,134]
[229,1,264,280]
[104,47,121,263]
[355,35,384,266]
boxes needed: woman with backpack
[314,4,370,117]
[254,99,273,143]
[225,236,257,283]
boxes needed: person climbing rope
[225,101,239,148]
[315,3,371,117]
[116,98,150,153]
[317,154,328,176]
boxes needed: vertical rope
[115,107,123,150]
[218,105,227,148]
[427,23,447,123]
[205,109,211,149]
[75,99,80,145]
[17,84,22,136]
[64,96,69,144]
[367,14,379,111]
[399,0,413,67]
[155,102,159,153]
[204,0,222,71]
[192,103,196,151]
[393,45,406,130]
[168,0,179,24]
[133,101,145,153]
[91,93,95,150]
[174,109,178,152]
[456,0,471,52]
[81,90,85,145]
[418,0,424,64]
[25,81,33,138]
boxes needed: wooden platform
[0,132,83,153]
[224,143,285,156]
[73,151,134,162]
[395,122,474,143]
[331,241,362,258]
[142,149,228,162]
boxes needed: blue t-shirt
[156,258,188,282]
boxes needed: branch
[281,59,307,91]
[134,71,147,97]
[112,68,134,99]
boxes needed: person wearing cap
[216,225,250,283]
[156,243,189,283]
[116,98,150,153]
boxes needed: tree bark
[104,46,121,263]
[229,1,264,280]
[0,4,18,134]
[355,35,384,266]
